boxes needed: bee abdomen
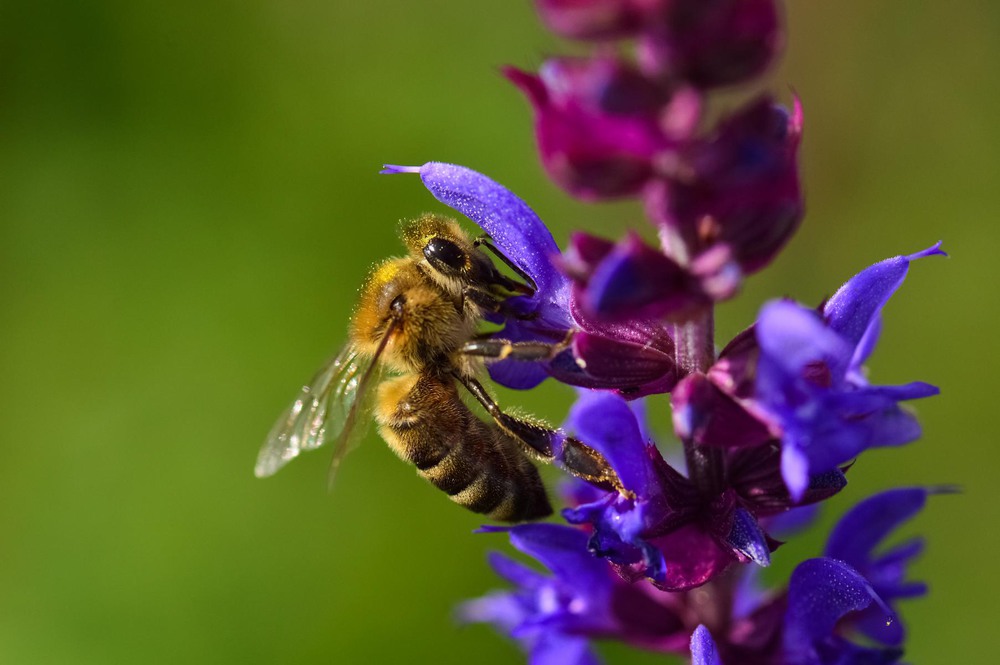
[426,425,551,522]
[484,448,551,522]
[375,374,552,523]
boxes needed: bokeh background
[1,1,997,663]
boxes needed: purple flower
[504,58,674,201]
[459,524,611,665]
[533,0,783,90]
[645,96,804,276]
[784,558,902,665]
[637,0,783,89]
[782,487,931,664]
[691,625,723,665]
[382,162,681,394]
[823,488,936,647]
[559,390,842,591]
[461,524,692,663]
[671,245,944,500]
[754,245,945,499]
[685,489,929,664]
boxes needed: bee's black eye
[424,237,466,272]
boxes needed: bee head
[400,214,498,293]
[423,236,468,275]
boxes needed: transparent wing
[254,345,375,478]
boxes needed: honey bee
[255,214,623,522]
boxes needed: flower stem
[674,310,725,496]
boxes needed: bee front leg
[454,373,626,494]
[472,235,537,295]
[461,287,540,322]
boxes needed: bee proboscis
[255,214,623,522]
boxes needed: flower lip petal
[823,242,946,351]
[506,523,610,593]
[690,625,723,665]
[564,390,654,493]
[824,487,935,578]
[382,162,567,294]
[784,557,885,652]
[756,300,851,381]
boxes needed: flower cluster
[384,160,942,663]
[382,0,946,663]
[462,488,938,665]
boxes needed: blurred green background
[1,1,996,663]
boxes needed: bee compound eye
[423,237,467,272]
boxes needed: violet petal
[382,162,569,297]
[564,390,656,493]
[531,632,601,665]
[508,523,610,594]
[691,625,723,665]
[784,557,885,657]
[823,242,946,352]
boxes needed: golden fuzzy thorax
[350,258,476,374]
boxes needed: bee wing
[254,345,376,478]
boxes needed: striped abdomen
[375,373,552,522]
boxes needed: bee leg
[460,332,572,362]
[454,374,626,494]
[473,235,537,295]
[462,287,540,322]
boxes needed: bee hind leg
[454,373,626,495]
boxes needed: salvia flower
[465,489,929,665]
[754,245,945,500]
[822,487,937,647]
[375,0,948,661]
[534,0,783,90]
[505,0,807,323]
[383,162,681,395]
[560,390,843,591]
[645,96,804,276]
[460,523,692,664]
[672,244,944,501]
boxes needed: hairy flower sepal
[646,96,804,277]
[533,0,783,90]
[505,58,675,201]
[561,231,738,323]
[382,162,681,395]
